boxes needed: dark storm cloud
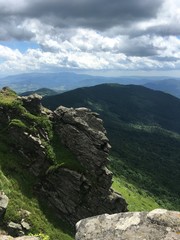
[131,23,180,37]
[0,15,34,41]
[4,0,163,30]
[122,44,159,57]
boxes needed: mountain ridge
[42,83,180,211]
[1,72,177,93]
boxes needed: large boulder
[75,209,180,240]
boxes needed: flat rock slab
[75,209,180,240]
[0,236,39,240]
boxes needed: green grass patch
[0,87,17,106]
[0,137,73,240]
[50,134,83,172]
[112,177,160,211]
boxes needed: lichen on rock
[75,208,180,240]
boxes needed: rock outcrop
[41,106,127,225]
[20,94,42,115]
[75,208,180,240]
[0,192,9,221]
[0,88,127,230]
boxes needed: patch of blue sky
[0,58,5,64]
[0,40,39,53]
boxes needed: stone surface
[7,221,24,237]
[0,192,9,221]
[54,106,111,174]
[20,94,42,115]
[21,220,31,231]
[0,90,127,228]
[0,236,39,240]
[40,106,127,226]
[75,209,180,240]
[7,126,52,176]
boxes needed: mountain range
[2,72,179,95]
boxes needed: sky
[0,0,180,77]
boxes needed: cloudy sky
[0,0,180,77]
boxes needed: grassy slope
[0,88,74,239]
[0,138,73,240]
[42,84,180,211]
[112,177,160,211]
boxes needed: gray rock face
[75,209,180,240]
[7,222,24,237]
[0,192,9,221]
[40,106,127,225]
[54,106,111,175]
[7,220,31,237]
[20,94,42,114]
[0,89,127,228]
[8,126,52,176]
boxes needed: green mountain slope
[42,84,180,210]
[0,88,73,239]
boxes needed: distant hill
[42,83,180,133]
[0,72,173,93]
[42,84,180,210]
[20,88,59,96]
[144,79,180,98]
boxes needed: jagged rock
[7,221,24,237]
[75,209,180,240]
[21,220,31,231]
[0,192,9,221]
[19,94,42,115]
[40,106,127,226]
[54,106,111,174]
[7,127,52,176]
[0,88,127,228]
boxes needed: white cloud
[0,0,180,75]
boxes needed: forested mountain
[43,84,180,210]
[144,79,180,98]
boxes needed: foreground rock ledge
[75,209,180,240]
[0,236,39,240]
